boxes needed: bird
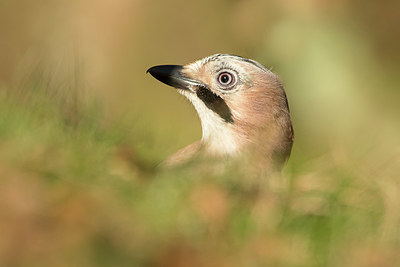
[147,54,293,172]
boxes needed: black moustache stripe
[196,86,233,123]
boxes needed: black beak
[147,65,200,91]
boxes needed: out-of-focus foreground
[1,0,400,266]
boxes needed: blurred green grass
[1,0,400,266]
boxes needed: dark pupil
[221,74,230,84]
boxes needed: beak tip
[146,66,154,74]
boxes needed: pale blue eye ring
[217,72,235,87]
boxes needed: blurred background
[0,0,399,266]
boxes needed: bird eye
[217,72,235,87]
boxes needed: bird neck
[179,90,241,156]
[200,113,240,156]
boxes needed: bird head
[147,54,293,169]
